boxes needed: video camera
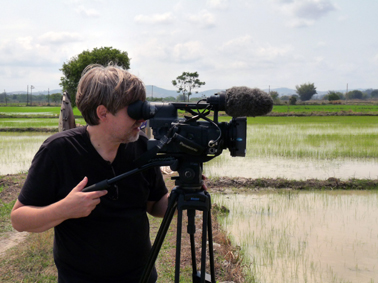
[128,94,247,162]
[127,87,273,189]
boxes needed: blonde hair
[76,64,146,125]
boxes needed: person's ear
[97,105,109,122]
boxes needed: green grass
[0,230,57,282]
[0,106,82,116]
[271,104,378,114]
[0,118,86,128]
[0,200,15,233]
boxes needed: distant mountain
[263,87,296,96]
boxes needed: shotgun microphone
[207,86,273,117]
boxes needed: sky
[1,0,377,94]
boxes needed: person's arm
[11,177,108,233]
[146,193,169,218]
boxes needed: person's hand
[63,177,108,219]
[202,175,208,191]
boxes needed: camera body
[129,100,247,163]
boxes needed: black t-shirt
[18,126,168,282]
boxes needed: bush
[289,96,297,105]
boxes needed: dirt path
[0,174,28,257]
[0,231,28,257]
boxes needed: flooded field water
[204,155,378,180]
[214,191,378,283]
[0,132,51,175]
[204,122,378,180]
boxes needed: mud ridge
[207,176,378,192]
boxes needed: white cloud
[38,32,83,45]
[220,35,291,62]
[134,12,175,25]
[291,0,337,20]
[316,41,327,47]
[0,35,71,67]
[374,54,378,64]
[187,10,216,28]
[272,0,337,27]
[288,18,315,28]
[75,5,100,18]
[207,0,229,10]
[172,41,204,63]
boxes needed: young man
[11,64,168,282]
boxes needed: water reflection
[214,191,378,283]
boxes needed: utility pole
[48,88,50,105]
[30,85,35,106]
[27,85,29,106]
[4,89,6,106]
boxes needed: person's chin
[127,132,139,143]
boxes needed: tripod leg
[200,210,208,283]
[207,209,216,283]
[175,206,183,282]
[139,189,179,283]
[188,209,198,278]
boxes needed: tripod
[83,159,217,283]
[140,160,216,283]
[140,186,216,283]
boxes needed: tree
[289,95,297,105]
[60,47,130,107]
[346,90,364,100]
[370,89,378,98]
[51,93,63,104]
[326,91,343,101]
[172,72,205,102]
[177,94,186,102]
[270,91,281,104]
[295,83,317,101]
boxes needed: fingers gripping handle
[82,180,111,192]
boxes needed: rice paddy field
[213,190,378,283]
[204,116,378,180]
[0,106,82,116]
[271,104,378,114]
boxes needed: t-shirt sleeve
[147,166,168,202]
[18,144,60,206]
